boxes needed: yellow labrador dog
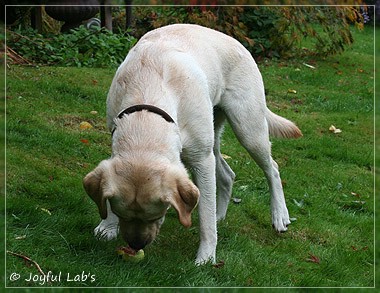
[83,24,302,265]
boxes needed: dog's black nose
[128,239,147,251]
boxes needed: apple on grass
[116,246,145,262]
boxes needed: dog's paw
[195,245,216,266]
[94,221,118,241]
[271,207,291,232]
[195,253,215,266]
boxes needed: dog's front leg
[94,200,119,241]
[192,154,217,265]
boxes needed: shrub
[131,6,364,59]
[7,6,365,66]
[7,25,137,67]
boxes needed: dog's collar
[112,104,175,136]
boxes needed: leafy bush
[131,6,364,59]
[271,6,363,57]
[7,25,137,67]
[7,6,365,66]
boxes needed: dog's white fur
[83,24,301,265]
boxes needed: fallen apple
[116,246,145,262]
[79,121,93,130]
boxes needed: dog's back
[106,24,262,130]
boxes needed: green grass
[5,26,374,288]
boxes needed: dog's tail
[265,109,302,139]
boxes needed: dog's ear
[83,160,114,219]
[165,169,200,228]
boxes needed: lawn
[5,25,374,288]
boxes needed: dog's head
[83,157,199,250]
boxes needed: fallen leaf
[288,89,297,94]
[15,235,27,240]
[80,139,89,144]
[40,208,52,216]
[293,199,304,208]
[92,79,98,85]
[90,110,98,115]
[222,154,231,160]
[238,185,249,191]
[232,198,242,204]
[77,162,89,168]
[329,125,342,134]
[306,253,320,264]
[291,98,303,105]
[352,200,366,205]
[351,245,368,251]
[213,260,225,268]
[303,63,316,69]
[80,121,93,130]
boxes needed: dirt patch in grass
[48,114,108,132]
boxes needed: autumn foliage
[131,5,366,59]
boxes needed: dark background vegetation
[4,2,375,67]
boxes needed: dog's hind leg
[222,96,291,232]
[213,108,236,221]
